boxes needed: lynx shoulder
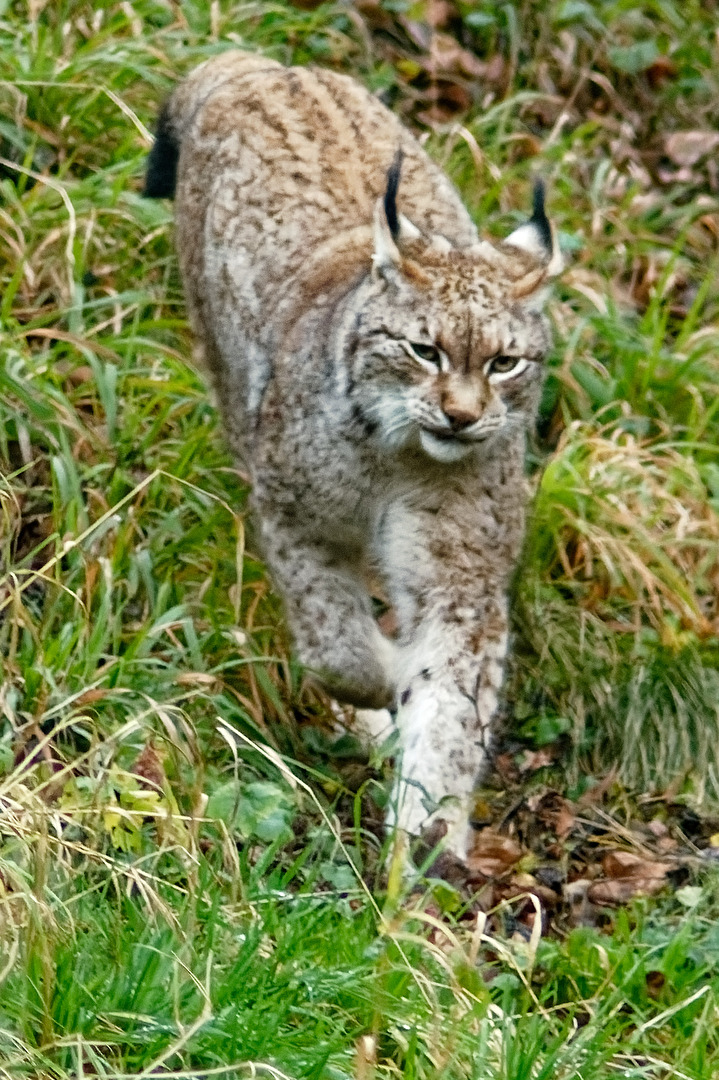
[145,49,562,863]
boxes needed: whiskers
[363,395,415,450]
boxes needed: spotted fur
[147,50,562,861]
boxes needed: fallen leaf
[519,748,555,772]
[424,0,456,29]
[65,364,94,386]
[588,877,665,904]
[531,791,575,839]
[657,165,696,184]
[665,131,719,167]
[645,970,666,997]
[427,33,487,79]
[602,850,669,880]
[131,741,167,792]
[416,81,473,125]
[646,56,678,88]
[587,850,670,905]
[555,802,575,840]
[576,767,618,806]
[466,829,523,877]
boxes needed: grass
[2,0,719,1076]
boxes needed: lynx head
[350,153,562,464]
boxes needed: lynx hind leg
[261,523,398,710]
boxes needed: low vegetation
[1,1,719,1076]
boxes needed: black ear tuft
[144,101,179,199]
[529,178,552,254]
[383,148,404,241]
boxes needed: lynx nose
[441,394,481,430]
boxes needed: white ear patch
[398,214,421,241]
[504,220,548,258]
[372,195,401,274]
[505,221,564,279]
[505,180,563,278]
[371,200,425,277]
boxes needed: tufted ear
[504,180,563,277]
[372,149,422,277]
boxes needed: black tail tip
[143,101,178,199]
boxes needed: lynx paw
[329,702,396,749]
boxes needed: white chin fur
[419,429,475,463]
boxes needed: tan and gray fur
[145,50,562,861]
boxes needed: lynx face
[340,156,560,464]
[351,243,553,464]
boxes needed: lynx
[145,50,561,863]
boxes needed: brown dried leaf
[602,850,669,880]
[466,829,523,877]
[532,792,575,839]
[493,753,520,784]
[416,81,473,125]
[665,131,719,167]
[424,0,457,29]
[65,364,94,386]
[131,741,167,792]
[576,767,618,806]
[657,165,696,184]
[645,970,666,997]
[555,802,575,840]
[427,33,487,79]
[588,876,666,905]
[646,57,678,88]
[507,873,559,912]
[519,747,555,773]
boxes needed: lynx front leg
[261,522,397,710]
[380,485,519,863]
[388,609,508,860]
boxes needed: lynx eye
[409,342,441,366]
[488,355,519,375]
